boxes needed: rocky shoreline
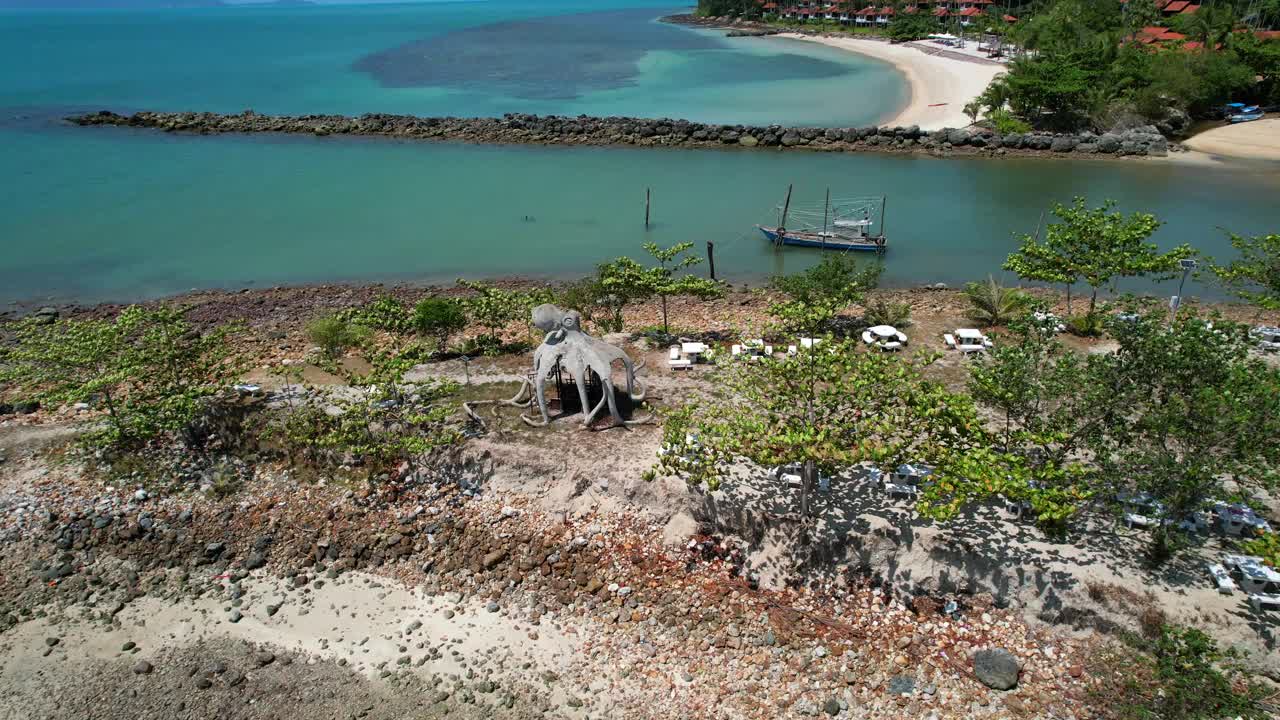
[69,109,1180,159]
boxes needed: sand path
[779,34,1005,130]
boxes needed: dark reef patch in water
[354,9,715,99]
[351,8,849,100]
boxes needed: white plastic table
[681,342,708,359]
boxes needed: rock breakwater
[69,109,1177,159]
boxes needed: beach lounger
[1249,593,1280,611]
[1125,513,1158,529]
[943,333,957,349]
[884,482,917,499]
[731,344,742,356]
[1208,564,1236,594]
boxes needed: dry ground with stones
[1,283,1277,720]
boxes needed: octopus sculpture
[462,304,649,430]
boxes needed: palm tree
[964,276,1033,327]
[1184,3,1238,51]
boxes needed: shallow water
[0,1,906,126]
[0,1,1276,305]
[3,117,1277,305]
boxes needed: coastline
[1181,117,1280,162]
[774,34,1006,130]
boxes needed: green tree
[1207,232,1280,310]
[656,338,989,518]
[768,254,883,337]
[1182,3,1237,53]
[964,276,1034,327]
[886,11,935,42]
[1003,198,1190,317]
[1089,312,1280,561]
[1233,32,1280,104]
[597,242,722,335]
[456,280,553,351]
[0,306,237,449]
[412,297,466,351]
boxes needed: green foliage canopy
[1207,232,1280,310]
[1003,197,1190,315]
[0,306,238,449]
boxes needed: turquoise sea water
[0,1,905,125]
[1,1,1277,305]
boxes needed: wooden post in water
[706,241,716,280]
[645,188,651,229]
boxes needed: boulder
[973,648,1020,690]
[1156,108,1191,137]
[1120,140,1146,156]
[841,128,859,142]
[780,132,801,147]
[1097,133,1121,153]
[1076,142,1098,154]
[1146,136,1168,157]
[946,128,970,146]
[1050,136,1078,153]
[738,134,759,147]
[1000,133,1023,148]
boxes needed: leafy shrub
[1240,532,1279,569]
[556,277,616,332]
[1095,625,1270,720]
[337,296,411,334]
[986,108,1031,135]
[266,381,460,474]
[964,276,1032,327]
[412,297,466,351]
[862,298,912,328]
[306,315,370,358]
[1066,312,1106,337]
[457,280,555,352]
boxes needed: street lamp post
[1169,258,1197,327]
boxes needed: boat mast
[777,184,793,248]
[879,194,887,239]
[822,187,829,251]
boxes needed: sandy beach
[779,34,1005,130]
[1182,117,1280,161]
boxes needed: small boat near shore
[757,185,887,253]
[1225,102,1265,123]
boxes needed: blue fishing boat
[756,185,887,253]
[1225,102,1265,123]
